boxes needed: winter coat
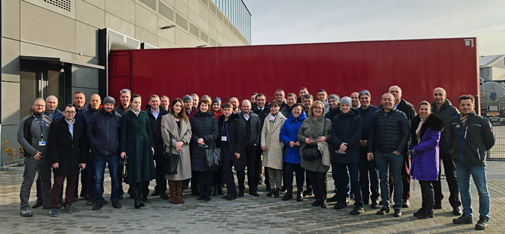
[252,103,270,127]
[261,113,287,170]
[356,105,380,141]
[325,107,340,121]
[218,114,247,170]
[431,99,459,155]
[280,111,307,164]
[212,109,223,120]
[237,112,262,147]
[368,108,410,154]
[410,114,444,181]
[46,118,88,176]
[298,115,332,173]
[190,110,219,172]
[120,110,156,184]
[280,105,293,118]
[114,105,131,116]
[145,106,169,155]
[86,108,122,156]
[161,114,192,181]
[330,109,362,164]
[450,113,495,166]
[44,109,63,122]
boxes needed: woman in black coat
[190,99,219,201]
[120,94,156,209]
[218,103,246,200]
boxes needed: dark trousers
[389,152,411,201]
[213,167,223,188]
[49,175,77,209]
[85,160,95,198]
[285,163,304,190]
[331,160,349,197]
[336,163,363,207]
[245,145,257,192]
[154,155,168,194]
[433,153,461,207]
[306,170,327,200]
[255,146,263,184]
[222,145,245,196]
[195,171,214,197]
[420,180,435,207]
[359,147,380,202]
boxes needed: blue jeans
[375,151,403,210]
[93,154,120,202]
[455,162,490,220]
[336,163,363,207]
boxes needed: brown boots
[168,181,184,204]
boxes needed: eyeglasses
[64,111,76,114]
[314,107,323,110]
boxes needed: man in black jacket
[431,87,462,215]
[114,89,131,116]
[450,95,494,230]
[368,93,409,217]
[46,105,87,217]
[146,95,169,199]
[389,85,416,208]
[252,93,270,187]
[87,96,122,210]
[238,100,262,196]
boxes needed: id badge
[221,136,227,141]
[39,141,46,146]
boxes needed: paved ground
[1,162,505,234]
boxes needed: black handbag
[205,146,221,168]
[156,134,180,174]
[302,119,326,161]
[120,156,128,178]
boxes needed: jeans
[49,175,77,208]
[389,151,411,201]
[20,156,51,210]
[359,147,380,202]
[93,154,120,203]
[375,151,403,210]
[284,163,304,190]
[336,163,363,207]
[433,153,461,207]
[455,162,490,220]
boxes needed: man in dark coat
[252,93,270,188]
[146,95,169,199]
[72,91,88,200]
[46,105,87,217]
[238,100,262,196]
[87,96,122,210]
[114,89,131,116]
[431,87,462,215]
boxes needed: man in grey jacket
[17,98,52,217]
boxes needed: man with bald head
[431,87,462,215]
[44,95,63,122]
[368,93,409,217]
[351,92,360,109]
[238,99,262,196]
[230,97,240,114]
[387,85,416,208]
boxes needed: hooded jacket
[431,99,459,155]
[331,109,362,164]
[410,114,444,181]
[280,111,307,164]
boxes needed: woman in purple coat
[410,101,445,219]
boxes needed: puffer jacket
[280,111,307,164]
[325,106,340,121]
[217,113,247,170]
[368,108,409,154]
[237,112,262,147]
[450,113,495,166]
[330,109,362,164]
[410,114,444,181]
[86,108,122,156]
[431,99,459,155]
[190,110,219,171]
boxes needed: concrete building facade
[0,0,251,164]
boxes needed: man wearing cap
[325,94,341,121]
[114,89,131,116]
[183,95,197,120]
[87,96,123,210]
[356,90,380,209]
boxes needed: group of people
[17,86,494,230]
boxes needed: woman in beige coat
[161,98,192,204]
[261,102,287,198]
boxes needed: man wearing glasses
[46,105,87,217]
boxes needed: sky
[243,0,505,56]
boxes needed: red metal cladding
[108,38,479,109]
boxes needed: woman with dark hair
[190,99,219,201]
[410,101,444,219]
[279,103,307,201]
[161,98,192,204]
[261,101,287,198]
[120,94,156,209]
[218,102,246,200]
[299,100,332,208]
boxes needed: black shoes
[249,191,260,197]
[371,200,379,209]
[320,200,327,209]
[86,198,96,205]
[475,217,488,230]
[350,206,364,215]
[312,199,322,207]
[417,207,433,219]
[434,203,442,209]
[197,195,205,200]
[453,206,462,215]
[453,214,473,224]
[334,202,347,210]
[112,201,122,209]
[266,189,274,197]
[222,194,236,201]
[303,187,313,197]
[160,193,170,200]
[152,190,161,196]
[238,189,244,197]
[413,206,426,218]
[394,209,402,217]
[376,207,390,215]
[327,194,338,202]
[217,187,224,195]
[274,189,280,198]
[204,195,211,202]
[296,190,304,202]
[92,202,103,210]
[402,200,410,208]
[282,188,292,201]
[32,201,43,209]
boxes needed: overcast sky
[243,0,505,56]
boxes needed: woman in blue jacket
[279,103,307,201]
[410,101,444,219]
